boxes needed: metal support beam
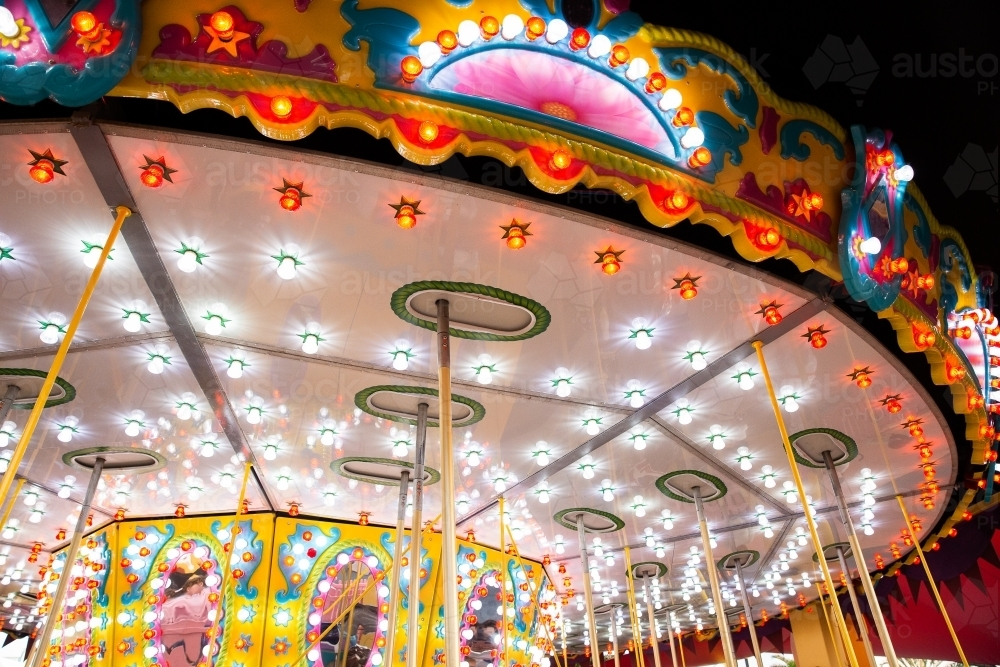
[68,117,274,511]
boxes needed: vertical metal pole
[641,577,662,667]
[386,471,410,664]
[753,341,860,667]
[30,457,105,667]
[610,609,621,667]
[0,385,19,427]
[734,561,763,667]
[692,487,736,667]
[894,495,969,667]
[822,451,899,667]
[577,517,600,667]
[622,548,645,667]
[406,403,428,667]
[435,299,460,667]
[666,622,679,667]
[835,547,876,667]
[0,207,129,507]
[500,495,508,666]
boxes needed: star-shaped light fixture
[500,219,532,249]
[138,155,177,188]
[594,246,625,275]
[389,196,424,229]
[205,11,250,58]
[274,179,311,211]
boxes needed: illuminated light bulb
[609,44,629,68]
[633,495,646,517]
[709,425,726,450]
[584,418,601,436]
[757,228,781,248]
[894,164,914,182]
[587,34,611,59]
[457,19,479,46]
[737,446,752,471]
[210,11,235,40]
[147,355,165,375]
[302,333,320,355]
[28,158,55,184]
[537,487,550,504]
[418,121,439,143]
[736,370,755,391]
[601,252,621,275]
[205,314,224,336]
[534,445,549,466]
[82,243,103,268]
[263,442,278,461]
[436,29,457,53]
[270,96,293,118]
[475,354,494,384]
[761,465,776,488]
[525,16,545,40]
[140,163,164,188]
[628,391,644,408]
[392,440,408,458]
[864,523,874,536]
[779,386,798,412]
[177,239,203,272]
[658,88,683,112]
[467,450,480,467]
[625,56,649,81]
[688,147,712,168]
[478,15,500,39]
[124,411,144,438]
[600,480,614,502]
[672,107,694,127]
[123,310,143,332]
[39,323,62,345]
[549,149,572,171]
[246,406,262,425]
[504,225,526,250]
[227,351,246,378]
[632,317,653,349]
[569,26,590,50]
[500,14,523,40]
[554,368,572,397]
[545,18,567,43]
[56,418,78,443]
[494,476,506,493]
[680,127,705,149]
[661,511,674,530]
[417,41,442,68]
[0,7,19,39]
[859,236,882,255]
[400,56,423,83]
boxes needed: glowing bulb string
[502,521,565,667]
[752,341,862,667]
[203,461,252,664]
[0,206,130,511]
[286,513,441,667]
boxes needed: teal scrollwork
[655,47,759,128]
[779,119,845,161]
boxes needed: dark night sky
[630,0,998,273]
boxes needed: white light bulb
[123,311,142,333]
[500,14,523,40]
[392,350,409,370]
[393,442,408,458]
[178,249,199,273]
[634,329,652,350]
[227,359,244,378]
[0,8,19,39]
[740,458,752,471]
[467,452,480,467]
[147,357,164,375]
[82,247,101,269]
[125,422,140,438]
[302,334,320,355]
[417,41,442,68]
[629,392,644,408]
[205,315,223,336]
[739,374,755,390]
[477,366,492,384]
[57,427,73,443]
[690,351,707,371]
[603,489,614,502]
[264,446,277,461]
[864,524,874,536]
[678,410,692,426]
[556,379,571,398]
[276,256,297,280]
[859,236,882,255]
[625,57,649,81]
[246,407,262,425]
[538,489,550,504]
[536,451,549,466]
[586,420,600,436]
[588,34,611,58]
[681,127,705,149]
[545,18,568,43]
[40,324,60,345]
[321,429,335,447]
[494,478,506,493]
[783,396,798,413]
[894,164,914,182]
[457,19,479,46]
[659,88,683,111]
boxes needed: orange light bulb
[209,11,235,41]
[809,331,827,349]
[672,107,694,127]
[609,44,629,67]
[549,149,571,171]
[270,96,293,118]
[400,55,423,83]
[856,374,872,389]
[947,364,966,381]
[886,399,902,414]
[279,188,302,211]
[480,16,499,40]
[688,147,711,168]
[757,228,781,248]
[601,253,621,275]
[506,227,526,250]
[570,27,590,50]
[437,30,457,53]
[645,72,667,94]
[525,17,545,40]
[395,205,416,229]
[140,164,164,188]
[29,160,55,184]
[763,306,782,325]
[664,190,690,213]
[71,11,99,38]
[418,120,439,143]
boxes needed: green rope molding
[788,428,858,468]
[62,446,167,473]
[330,456,441,487]
[553,507,625,533]
[0,368,76,408]
[655,470,728,503]
[353,384,485,428]
[630,561,668,578]
[389,280,550,341]
[716,549,760,570]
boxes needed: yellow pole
[503,523,563,667]
[435,300,460,666]
[500,496,508,667]
[622,548,645,667]
[753,341,861,667]
[0,479,25,535]
[204,462,252,663]
[0,206,130,505]
[894,495,969,666]
[817,587,845,667]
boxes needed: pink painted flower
[430,49,675,158]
